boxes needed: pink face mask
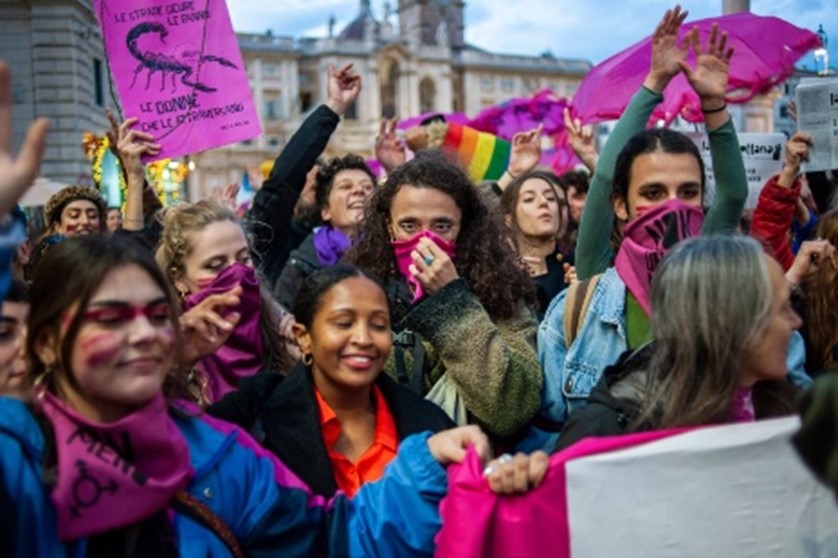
[391,230,457,303]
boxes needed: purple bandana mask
[183,262,264,403]
[614,199,704,316]
[391,230,457,303]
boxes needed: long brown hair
[499,171,566,254]
[801,209,838,371]
[347,152,536,320]
[27,234,188,399]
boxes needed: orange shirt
[314,385,398,497]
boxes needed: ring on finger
[423,254,435,266]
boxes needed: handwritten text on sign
[93,0,262,161]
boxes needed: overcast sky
[227,0,837,71]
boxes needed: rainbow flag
[442,123,510,183]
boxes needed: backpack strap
[562,274,601,347]
[172,490,245,558]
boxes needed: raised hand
[563,108,598,171]
[0,62,48,215]
[325,62,362,117]
[644,5,690,93]
[409,236,459,296]
[679,23,734,106]
[508,124,543,178]
[375,118,406,174]
[116,117,160,180]
[210,182,241,211]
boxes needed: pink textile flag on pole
[93,0,262,161]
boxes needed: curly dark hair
[346,152,536,321]
[314,154,376,211]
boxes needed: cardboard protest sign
[93,0,262,161]
[436,418,838,558]
[796,78,838,173]
[688,132,786,209]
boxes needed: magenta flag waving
[93,0,262,161]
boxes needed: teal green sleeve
[701,118,748,235]
[575,87,663,280]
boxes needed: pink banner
[93,0,262,161]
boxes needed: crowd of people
[1,5,837,555]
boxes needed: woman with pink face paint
[0,233,542,556]
[348,152,542,445]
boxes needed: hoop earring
[302,353,313,366]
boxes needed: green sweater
[385,279,542,440]
[575,86,748,280]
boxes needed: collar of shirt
[314,383,398,452]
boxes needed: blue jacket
[537,267,813,429]
[0,397,447,557]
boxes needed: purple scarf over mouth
[614,199,704,316]
[183,262,264,403]
[313,226,352,266]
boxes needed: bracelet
[701,103,727,114]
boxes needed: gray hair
[634,235,773,429]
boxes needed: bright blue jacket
[0,397,447,557]
[537,267,812,430]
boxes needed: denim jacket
[537,267,813,428]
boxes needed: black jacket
[208,363,454,498]
[247,105,339,290]
[553,345,652,453]
[274,232,321,310]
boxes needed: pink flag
[93,0,262,161]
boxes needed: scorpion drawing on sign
[126,21,237,94]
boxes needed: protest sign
[93,0,262,161]
[688,132,785,209]
[796,78,838,173]
[436,418,838,558]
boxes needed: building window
[264,64,277,76]
[93,58,105,107]
[547,81,559,94]
[481,76,494,91]
[565,83,578,96]
[501,78,514,92]
[300,91,313,112]
[420,77,436,114]
[523,78,539,93]
[263,90,283,120]
[268,137,280,147]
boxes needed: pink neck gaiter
[38,391,192,540]
[730,386,756,422]
[391,230,457,303]
[614,199,704,316]
[183,262,264,403]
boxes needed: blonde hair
[155,200,239,287]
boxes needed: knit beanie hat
[44,186,107,230]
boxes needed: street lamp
[814,24,829,76]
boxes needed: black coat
[209,364,454,498]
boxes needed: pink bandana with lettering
[614,199,704,316]
[38,391,192,540]
[391,230,457,303]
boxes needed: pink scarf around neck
[38,391,193,540]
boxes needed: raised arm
[249,62,361,286]
[575,6,688,279]
[678,23,748,234]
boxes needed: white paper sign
[688,132,786,210]
[796,78,838,173]
[567,418,838,558]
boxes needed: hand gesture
[325,62,361,117]
[645,5,690,93]
[0,62,48,215]
[409,237,459,295]
[178,285,243,366]
[786,239,835,286]
[375,118,406,174]
[563,263,578,285]
[563,108,598,171]
[483,451,550,494]
[679,23,734,105]
[116,117,160,183]
[210,182,240,211]
[427,425,491,466]
[783,132,813,176]
[508,124,543,178]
